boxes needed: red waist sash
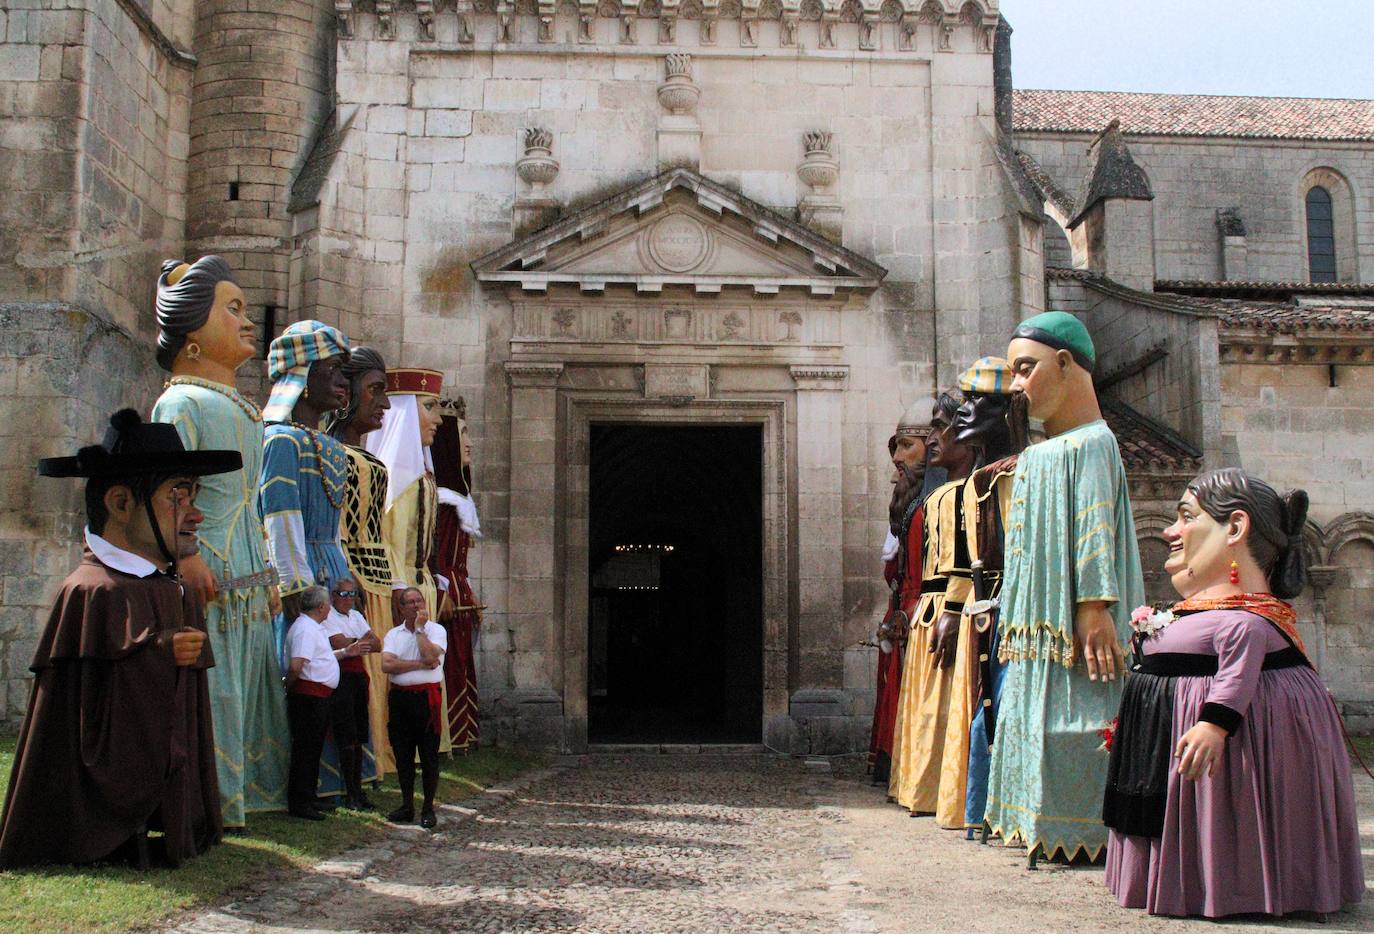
[339,656,369,677]
[392,682,443,736]
[289,679,333,698]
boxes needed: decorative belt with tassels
[217,567,277,592]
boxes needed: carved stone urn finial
[798,130,838,195]
[516,127,559,194]
[657,53,700,116]
[798,130,841,240]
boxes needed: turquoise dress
[152,378,289,824]
[260,422,374,794]
[983,420,1145,861]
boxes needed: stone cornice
[335,0,1000,49]
[504,360,565,385]
[473,167,886,296]
[789,364,848,389]
[1218,336,1374,364]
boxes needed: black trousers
[329,670,370,747]
[287,692,331,811]
[388,688,441,807]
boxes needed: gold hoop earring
[185,341,201,361]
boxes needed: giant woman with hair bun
[1104,469,1364,918]
[150,256,290,825]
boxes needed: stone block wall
[1048,274,1219,454]
[1220,361,1374,518]
[1219,359,1374,725]
[1019,133,1374,284]
[0,0,193,333]
[298,8,1019,748]
[185,0,336,401]
[0,303,157,725]
[0,0,197,726]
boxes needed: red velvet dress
[868,508,924,781]
[434,503,480,750]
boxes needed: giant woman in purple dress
[1104,468,1364,918]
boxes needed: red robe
[0,551,221,868]
[868,507,925,777]
[435,505,480,750]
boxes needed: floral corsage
[1097,717,1119,753]
[1130,603,1175,639]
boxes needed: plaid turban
[263,320,350,424]
[957,356,1016,395]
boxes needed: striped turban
[263,320,350,424]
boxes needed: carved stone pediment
[471,168,886,297]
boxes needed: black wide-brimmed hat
[38,409,242,479]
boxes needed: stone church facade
[0,0,1371,743]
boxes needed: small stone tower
[185,0,337,375]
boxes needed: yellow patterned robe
[341,445,403,775]
[889,478,972,820]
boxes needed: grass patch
[0,734,542,933]
[1350,733,1374,768]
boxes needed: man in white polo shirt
[323,576,381,810]
[381,586,447,829]
[284,586,341,821]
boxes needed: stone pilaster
[503,361,565,744]
[788,364,849,747]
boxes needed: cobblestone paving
[169,754,1374,934]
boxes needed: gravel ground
[167,753,1374,933]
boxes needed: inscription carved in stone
[647,213,709,272]
[644,363,710,400]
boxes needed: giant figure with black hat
[0,410,238,868]
[982,312,1145,867]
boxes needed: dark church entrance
[588,424,764,744]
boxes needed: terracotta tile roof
[1048,267,1374,333]
[1155,280,1374,302]
[1174,295,1374,334]
[1101,398,1201,473]
[1013,89,1374,142]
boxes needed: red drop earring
[1229,560,1240,586]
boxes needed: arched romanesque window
[1300,168,1358,283]
[1306,186,1337,283]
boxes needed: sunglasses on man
[333,589,358,598]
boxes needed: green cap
[1010,311,1095,372]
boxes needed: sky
[1003,0,1373,99]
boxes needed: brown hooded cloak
[0,549,222,868]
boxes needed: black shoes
[289,805,326,821]
[344,793,376,811]
[387,805,415,823]
[420,808,437,830]
[314,796,340,811]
